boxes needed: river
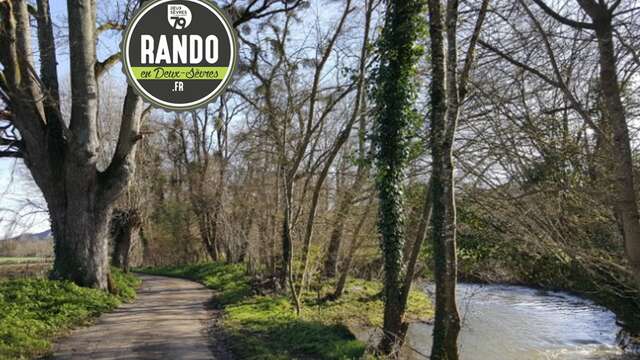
[401,283,635,360]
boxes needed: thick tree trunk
[50,198,111,288]
[0,0,143,290]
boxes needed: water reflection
[404,284,631,360]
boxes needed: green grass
[0,268,140,359]
[0,257,50,265]
[143,262,251,305]
[143,263,432,360]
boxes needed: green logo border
[121,0,238,111]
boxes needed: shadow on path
[48,274,232,360]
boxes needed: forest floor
[49,274,231,360]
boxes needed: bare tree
[0,0,145,288]
[428,0,489,358]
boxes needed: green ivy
[372,0,427,325]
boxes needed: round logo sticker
[122,0,237,111]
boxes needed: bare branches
[0,150,22,158]
[459,0,489,101]
[478,39,559,88]
[290,0,353,177]
[96,21,126,35]
[231,0,306,27]
[530,0,596,29]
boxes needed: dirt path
[50,274,230,360]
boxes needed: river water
[402,283,634,360]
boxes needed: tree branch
[98,86,143,204]
[231,0,305,27]
[458,0,489,101]
[96,21,125,36]
[35,0,61,107]
[0,150,22,158]
[529,0,596,29]
[95,52,121,78]
[478,39,560,87]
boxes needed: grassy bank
[144,263,432,359]
[0,268,140,359]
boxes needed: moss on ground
[144,263,432,359]
[0,268,140,359]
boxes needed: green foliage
[110,268,142,301]
[225,296,365,359]
[303,279,432,329]
[0,269,139,359]
[143,262,434,359]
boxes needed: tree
[0,0,304,289]
[322,0,375,280]
[0,0,144,288]
[478,0,640,286]
[372,0,427,354]
[529,0,640,285]
[427,0,488,358]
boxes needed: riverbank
[143,262,432,359]
[454,197,640,340]
[457,248,640,346]
[0,268,140,359]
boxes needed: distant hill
[2,229,52,242]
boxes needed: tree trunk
[334,196,374,298]
[280,173,301,314]
[428,1,460,359]
[324,170,367,278]
[196,210,219,261]
[49,198,111,288]
[111,208,142,273]
[374,0,427,354]
[590,12,640,282]
[400,179,433,306]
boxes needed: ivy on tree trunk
[373,0,427,354]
